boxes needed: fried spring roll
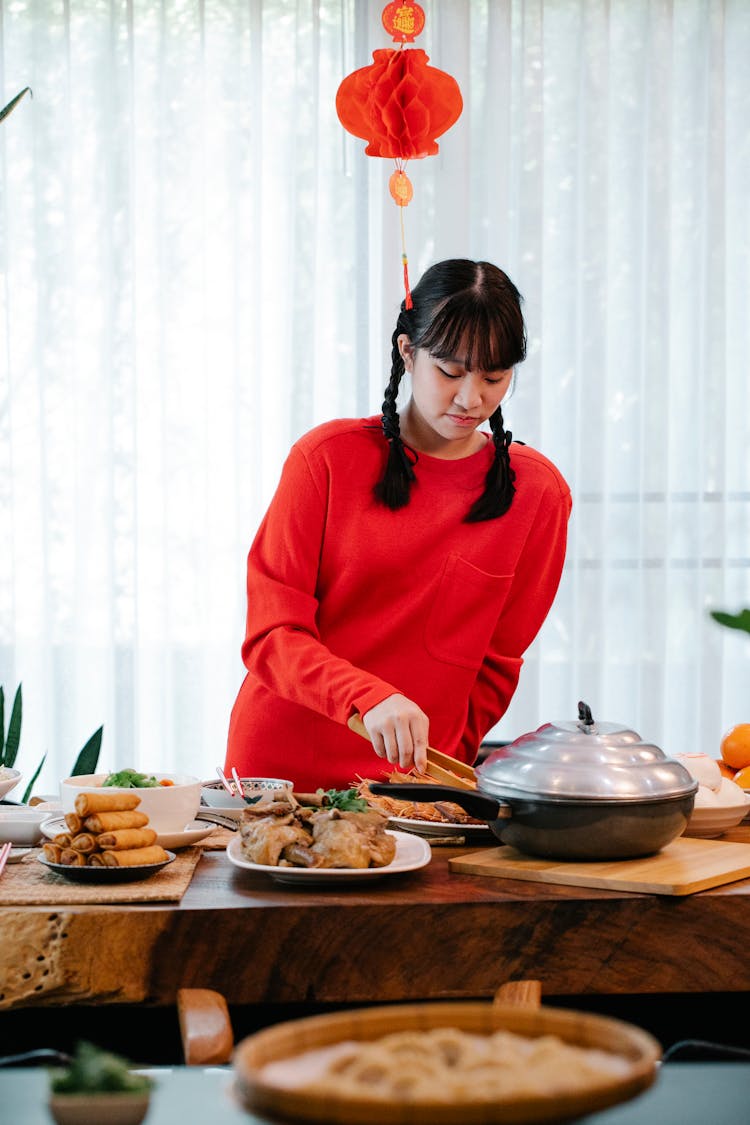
[52,832,73,848]
[60,848,88,866]
[43,843,64,863]
[75,791,141,816]
[88,853,106,866]
[64,812,83,833]
[101,845,169,867]
[83,811,149,832]
[70,832,100,854]
[96,828,157,850]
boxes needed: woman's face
[398,334,513,458]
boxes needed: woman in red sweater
[226,259,572,791]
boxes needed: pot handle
[577,699,598,734]
[493,979,543,1009]
[368,781,511,821]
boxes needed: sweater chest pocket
[424,554,514,669]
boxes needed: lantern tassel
[399,204,413,309]
[402,254,413,309]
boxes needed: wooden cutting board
[449,835,750,895]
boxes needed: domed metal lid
[476,702,698,804]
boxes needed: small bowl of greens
[48,1041,153,1125]
[60,770,202,835]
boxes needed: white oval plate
[40,815,215,850]
[226,829,431,884]
[388,814,491,839]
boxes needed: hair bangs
[416,293,525,372]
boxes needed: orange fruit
[732,765,750,789]
[718,760,738,780]
[720,723,750,770]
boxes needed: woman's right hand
[362,695,429,775]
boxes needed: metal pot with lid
[370,702,698,860]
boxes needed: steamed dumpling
[674,754,722,791]
[693,784,720,807]
[715,776,748,807]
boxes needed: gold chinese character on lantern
[382,2,425,44]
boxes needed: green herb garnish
[50,1041,153,1094]
[318,787,369,812]
[103,768,160,788]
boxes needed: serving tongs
[347,713,476,790]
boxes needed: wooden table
[3,838,750,1013]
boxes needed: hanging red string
[336,3,463,309]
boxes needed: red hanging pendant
[336,3,463,308]
[382,2,426,43]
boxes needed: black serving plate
[37,851,176,883]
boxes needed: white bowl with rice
[0,766,22,802]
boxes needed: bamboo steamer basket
[232,981,661,1125]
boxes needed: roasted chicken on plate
[239,791,397,870]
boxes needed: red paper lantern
[335,3,463,307]
[335,47,463,162]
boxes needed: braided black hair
[372,336,417,509]
[374,259,526,521]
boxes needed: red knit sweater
[226,417,571,790]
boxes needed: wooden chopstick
[347,714,476,789]
[426,746,477,783]
[423,759,476,789]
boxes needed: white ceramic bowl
[201,777,293,822]
[60,773,202,834]
[0,804,49,846]
[0,767,22,801]
[683,793,750,838]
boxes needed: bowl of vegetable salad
[60,770,202,834]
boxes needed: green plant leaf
[71,725,103,776]
[4,685,23,768]
[50,1041,153,1095]
[0,87,32,124]
[710,608,750,636]
[21,752,47,804]
[0,686,5,766]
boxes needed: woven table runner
[0,845,203,905]
[198,825,236,850]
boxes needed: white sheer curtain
[1,0,748,791]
